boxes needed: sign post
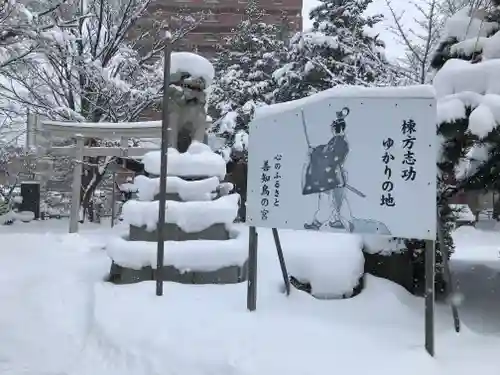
[245,88,438,355]
[437,209,461,333]
[247,226,258,311]
[424,239,435,356]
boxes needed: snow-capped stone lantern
[105,53,246,284]
[127,143,238,243]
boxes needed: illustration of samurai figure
[302,107,366,232]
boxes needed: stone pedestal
[106,143,246,286]
[109,260,248,285]
[129,223,230,242]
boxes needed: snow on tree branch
[0,0,74,69]
[274,0,399,104]
[0,0,205,216]
[0,0,204,123]
[432,2,500,198]
[208,0,287,157]
[0,0,86,143]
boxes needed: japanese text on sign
[260,160,271,220]
[381,137,396,207]
[273,154,282,207]
[401,119,417,182]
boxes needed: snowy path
[1,222,500,374]
[451,226,500,336]
[0,232,110,374]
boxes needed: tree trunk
[80,156,106,222]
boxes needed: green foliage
[410,3,500,295]
[273,0,394,104]
[208,0,287,158]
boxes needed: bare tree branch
[0,0,205,213]
[385,0,443,83]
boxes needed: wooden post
[115,136,128,229]
[425,239,435,357]
[69,135,84,233]
[120,136,128,158]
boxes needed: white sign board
[246,92,437,240]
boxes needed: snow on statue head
[167,52,215,153]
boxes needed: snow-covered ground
[1,220,500,375]
[451,226,500,336]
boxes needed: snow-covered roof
[42,120,164,138]
[41,116,213,139]
[170,52,215,87]
[254,85,436,119]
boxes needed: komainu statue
[167,71,209,152]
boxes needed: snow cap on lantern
[141,142,226,180]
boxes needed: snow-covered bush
[432,2,500,216]
[0,198,13,225]
[405,0,500,293]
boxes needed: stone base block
[130,223,229,242]
[153,192,216,202]
[289,274,364,299]
[108,263,154,284]
[108,260,248,285]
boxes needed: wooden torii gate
[40,119,164,233]
[26,114,216,233]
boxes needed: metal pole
[272,228,291,296]
[425,239,435,357]
[247,226,258,311]
[156,36,172,296]
[69,135,84,233]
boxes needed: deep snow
[0,221,499,375]
[451,226,500,336]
